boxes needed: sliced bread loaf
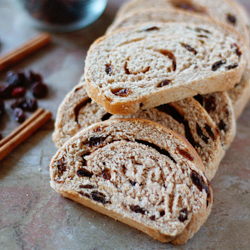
[50,118,212,244]
[53,82,224,180]
[85,22,247,115]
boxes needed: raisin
[129,180,137,186]
[57,159,66,174]
[6,71,28,88]
[157,79,171,87]
[0,100,5,117]
[0,84,13,99]
[232,43,242,57]
[79,184,95,189]
[196,124,209,144]
[135,139,177,163]
[112,88,131,97]
[74,98,91,123]
[226,64,238,70]
[150,215,156,221]
[22,99,38,112]
[180,43,197,55]
[178,208,188,222]
[227,14,236,24]
[74,87,82,92]
[160,210,165,217]
[177,146,194,161]
[86,136,106,147]
[212,60,226,71]
[11,87,26,98]
[77,169,93,178]
[31,82,48,98]
[91,191,109,204]
[78,191,91,199]
[205,124,215,141]
[105,64,112,75]
[204,95,216,113]
[143,26,159,32]
[24,70,43,86]
[130,205,147,214]
[195,28,211,34]
[102,169,111,180]
[173,2,206,14]
[218,120,227,132]
[101,113,112,121]
[14,108,25,123]
[158,50,176,71]
[197,35,208,38]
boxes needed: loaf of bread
[50,119,212,244]
[85,22,247,115]
[53,82,226,180]
[115,0,249,44]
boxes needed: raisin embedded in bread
[85,22,247,115]
[115,0,249,44]
[50,119,212,244]
[53,82,224,180]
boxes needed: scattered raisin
[14,107,25,123]
[0,84,13,99]
[205,124,215,141]
[74,87,82,92]
[204,96,216,113]
[226,64,238,70]
[130,205,147,214]
[218,120,227,132]
[173,2,206,13]
[196,124,209,144]
[157,50,176,71]
[177,146,194,161]
[11,98,37,112]
[77,168,93,178]
[157,79,171,87]
[180,43,197,55]
[105,64,112,75]
[24,70,43,86]
[31,82,48,98]
[6,71,28,88]
[195,27,211,34]
[0,100,5,117]
[178,208,188,222]
[78,191,91,199]
[212,60,226,71]
[91,191,109,204]
[112,88,131,97]
[232,43,242,57]
[129,180,137,186]
[86,136,106,147]
[150,215,156,221]
[102,169,111,180]
[227,14,236,24]
[79,184,95,189]
[11,87,26,98]
[143,26,159,32]
[101,113,112,121]
[160,210,165,217]
[74,98,91,123]
[197,35,208,38]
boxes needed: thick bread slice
[85,22,247,115]
[50,119,212,244]
[53,83,224,180]
[115,0,249,44]
[227,69,250,119]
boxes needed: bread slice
[85,21,247,115]
[50,118,212,244]
[115,0,249,44]
[53,82,224,180]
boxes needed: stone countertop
[0,1,250,249]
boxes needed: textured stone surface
[0,0,250,249]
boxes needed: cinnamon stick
[0,33,51,71]
[0,108,52,162]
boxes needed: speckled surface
[0,0,250,249]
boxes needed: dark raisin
[196,124,209,144]
[14,107,25,123]
[232,43,242,57]
[22,99,38,112]
[74,87,82,92]
[31,82,48,98]
[178,208,188,222]
[227,14,236,24]
[143,26,159,32]
[86,136,106,147]
[197,35,208,38]
[6,71,28,88]
[218,120,227,132]
[234,83,239,88]
[101,113,112,121]
[177,146,194,161]
[79,184,95,189]
[0,99,5,117]
[158,50,176,71]
[212,60,226,71]
[11,87,26,98]
[11,98,26,109]
[140,103,143,108]
[91,191,109,204]
[157,79,171,87]
[74,99,91,123]
[57,159,66,174]
[226,64,238,70]
[102,169,111,180]
[204,96,216,113]
[130,205,147,214]
[130,180,137,186]
[160,210,165,217]
[24,70,43,86]
[135,139,177,163]
[0,84,13,99]
[105,64,112,75]
[78,191,91,199]
[150,215,156,221]
[205,124,215,141]
[112,88,131,97]
[173,2,206,14]
[77,169,93,178]
[195,28,211,34]
[180,43,197,55]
